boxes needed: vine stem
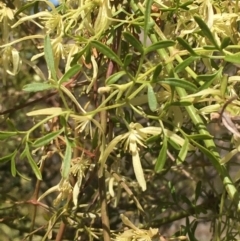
[97,60,115,241]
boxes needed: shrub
[1,0,240,240]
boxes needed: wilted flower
[54,179,72,206]
[38,178,73,206]
[71,157,90,207]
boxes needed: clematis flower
[100,122,162,191]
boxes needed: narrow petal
[132,151,146,191]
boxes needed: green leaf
[159,78,197,92]
[144,41,175,55]
[92,128,99,149]
[91,40,123,66]
[11,150,17,177]
[160,8,176,12]
[194,16,220,50]
[202,45,217,50]
[58,65,81,85]
[44,35,57,81]
[167,136,181,150]
[176,37,198,56]
[106,71,126,85]
[152,64,162,83]
[176,138,189,165]
[185,134,213,140]
[15,1,37,16]
[123,32,144,54]
[181,195,193,207]
[195,181,202,202]
[23,82,53,92]
[144,0,153,46]
[175,56,199,74]
[197,68,222,91]
[62,138,72,179]
[25,145,42,180]
[220,74,228,97]
[180,0,193,10]
[0,152,15,163]
[196,70,220,82]
[33,129,63,148]
[224,52,240,65]
[220,37,231,50]
[0,131,17,140]
[155,137,168,173]
[146,134,161,144]
[167,101,192,107]
[70,44,89,66]
[147,84,158,111]
[20,147,27,160]
[6,119,17,131]
[124,53,133,68]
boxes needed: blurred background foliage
[1,0,240,240]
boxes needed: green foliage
[1,0,240,240]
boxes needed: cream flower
[100,123,162,191]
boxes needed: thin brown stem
[29,158,46,241]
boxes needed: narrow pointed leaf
[106,71,126,85]
[194,16,220,50]
[180,1,193,10]
[44,35,57,81]
[33,129,63,148]
[220,37,231,50]
[0,152,15,163]
[23,82,53,92]
[144,0,153,46]
[147,84,158,111]
[123,32,144,54]
[11,150,17,177]
[185,134,213,140]
[175,56,199,73]
[62,138,72,179]
[70,44,89,66]
[203,45,217,50]
[145,41,175,54]
[152,64,162,83]
[197,68,222,91]
[15,1,37,16]
[0,131,17,140]
[176,138,189,164]
[220,74,228,97]
[160,78,197,92]
[155,137,168,173]
[225,52,240,65]
[91,40,123,66]
[176,37,198,56]
[196,70,220,82]
[124,53,133,68]
[26,145,42,180]
[58,65,81,85]
[27,107,64,116]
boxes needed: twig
[29,158,46,241]
[111,171,145,214]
